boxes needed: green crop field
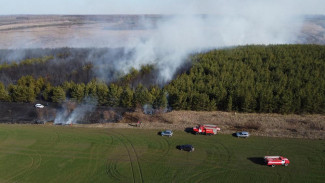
[0,124,324,183]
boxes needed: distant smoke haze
[1,0,324,15]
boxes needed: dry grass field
[0,15,154,48]
[0,15,324,49]
[1,102,324,140]
[84,110,325,140]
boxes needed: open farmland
[0,124,324,183]
[0,15,324,49]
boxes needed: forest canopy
[166,45,325,114]
[0,45,324,114]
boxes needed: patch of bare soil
[80,110,325,140]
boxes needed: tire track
[103,134,128,182]
[150,136,171,178]
[105,132,135,183]
[85,142,97,181]
[160,137,171,158]
[183,141,231,182]
[83,133,114,182]
[106,156,125,181]
[107,131,143,183]
[3,154,34,183]
[117,132,143,183]
[1,146,43,183]
[215,140,232,166]
[139,135,171,163]
[14,150,43,183]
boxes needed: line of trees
[0,76,168,110]
[0,55,54,70]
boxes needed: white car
[236,131,250,138]
[161,130,173,137]
[35,104,44,108]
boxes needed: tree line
[0,76,168,110]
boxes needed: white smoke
[142,104,154,115]
[54,98,97,125]
[93,0,312,83]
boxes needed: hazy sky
[1,0,324,15]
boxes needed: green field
[0,124,324,183]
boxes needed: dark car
[176,144,194,152]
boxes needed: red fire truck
[264,156,290,167]
[193,124,221,135]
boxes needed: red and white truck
[193,124,221,135]
[264,156,290,167]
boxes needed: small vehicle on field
[264,156,290,167]
[160,130,173,137]
[177,144,194,152]
[193,124,220,135]
[35,104,44,108]
[236,131,250,138]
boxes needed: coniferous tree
[70,83,85,102]
[107,84,123,107]
[42,83,52,101]
[133,84,152,106]
[120,86,134,108]
[96,82,109,105]
[51,86,66,103]
[0,82,10,101]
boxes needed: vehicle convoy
[264,156,290,167]
[193,124,221,135]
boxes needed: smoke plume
[54,98,97,125]
[93,0,311,83]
